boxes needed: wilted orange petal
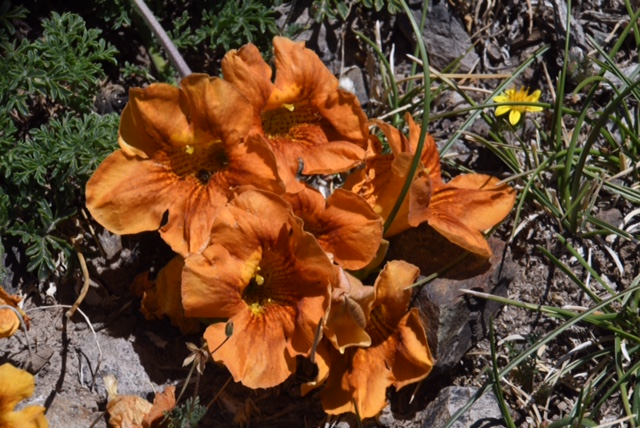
[320,261,431,419]
[323,267,374,353]
[348,344,395,418]
[317,342,355,415]
[301,338,332,396]
[372,260,419,317]
[107,395,153,428]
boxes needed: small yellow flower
[494,87,543,125]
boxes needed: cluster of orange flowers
[86,37,515,418]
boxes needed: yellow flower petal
[509,109,521,125]
[528,89,542,102]
[495,105,511,116]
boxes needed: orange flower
[86,74,283,256]
[0,363,48,428]
[138,256,201,334]
[346,114,515,258]
[318,261,433,418]
[221,37,368,193]
[0,286,28,339]
[344,132,421,236]
[181,188,335,389]
[284,186,382,270]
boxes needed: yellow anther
[185,145,194,155]
[254,274,265,286]
[282,103,295,111]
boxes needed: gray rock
[388,230,516,374]
[340,65,370,107]
[420,386,505,428]
[399,1,479,72]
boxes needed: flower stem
[129,0,192,79]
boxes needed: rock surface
[388,225,516,375]
[419,386,505,428]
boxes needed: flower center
[366,306,396,346]
[261,103,323,140]
[168,141,229,184]
[241,254,298,316]
[510,89,532,112]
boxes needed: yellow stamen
[185,145,194,155]
[282,103,295,111]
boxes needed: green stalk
[382,0,431,234]
[442,279,640,428]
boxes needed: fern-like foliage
[0,9,119,282]
[168,0,280,60]
[1,12,118,118]
[311,0,403,21]
[167,397,207,428]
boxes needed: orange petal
[318,344,358,415]
[1,405,48,427]
[204,308,299,389]
[0,363,48,427]
[442,174,516,231]
[286,187,383,270]
[391,308,433,390]
[405,114,441,182]
[222,43,274,115]
[117,83,185,158]
[370,119,410,157]
[140,256,201,334]
[0,363,36,413]
[301,338,333,396]
[324,267,374,352]
[86,149,226,255]
[257,37,368,182]
[372,260,420,321]
[320,261,426,418]
[347,345,395,418]
[425,210,492,258]
[142,386,176,428]
[409,174,515,258]
[107,395,153,428]
[0,287,25,339]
